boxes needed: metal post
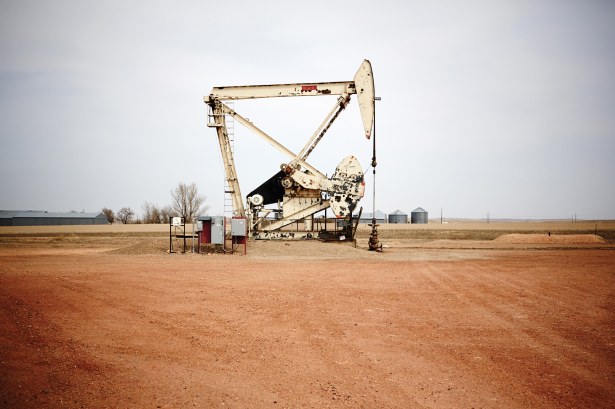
[183,218,186,253]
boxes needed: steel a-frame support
[207,100,245,217]
[205,60,376,231]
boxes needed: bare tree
[141,202,152,224]
[160,205,174,224]
[171,182,207,222]
[117,207,135,224]
[101,207,115,224]
[142,202,163,224]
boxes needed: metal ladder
[223,101,235,236]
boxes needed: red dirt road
[1,241,614,408]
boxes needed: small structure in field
[388,210,408,224]
[411,207,428,224]
[355,210,387,224]
[0,210,108,226]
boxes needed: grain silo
[410,207,428,224]
[388,210,408,224]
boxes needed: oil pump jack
[205,60,381,249]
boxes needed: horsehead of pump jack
[205,60,376,237]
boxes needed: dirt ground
[1,231,614,408]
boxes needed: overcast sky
[1,0,614,220]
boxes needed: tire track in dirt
[0,288,115,408]
[2,245,614,408]
[421,256,615,408]
[215,266,414,408]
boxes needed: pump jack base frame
[251,228,354,242]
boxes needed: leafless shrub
[160,205,174,224]
[142,202,164,224]
[101,207,115,224]
[117,207,135,224]
[171,182,208,222]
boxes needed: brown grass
[1,220,614,243]
[355,221,615,242]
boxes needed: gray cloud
[1,0,614,219]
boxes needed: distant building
[0,210,108,226]
[354,210,387,224]
[388,210,408,224]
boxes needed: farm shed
[354,210,387,224]
[388,210,408,224]
[410,207,428,224]
[0,210,108,226]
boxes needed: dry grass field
[2,219,614,239]
[1,221,614,408]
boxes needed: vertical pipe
[183,218,186,253]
